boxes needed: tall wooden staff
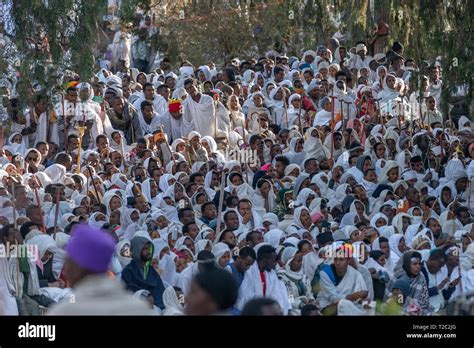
[75,101,86,173]
[86,165,101,204]
[32,176,45,231]
[329,95,335,165]
[11,181,16,229]
[61,94,69,152]
[340,98,344,131]
[297,102,303,132]
[213,95,218,139]
[468,174,472,210]
[53,185,61,238]
[283,89,289,128]
[215,168,226,238]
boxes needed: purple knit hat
[66,224,115,273]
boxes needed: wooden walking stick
[32,176,45,231]
[297,102,303,132]
[340,98,344,131]
[75,104,86,174]
[329,95,335,165]
[61,93,67,151]
[215,168,226,239]
[11,181,16,229]
[53,184,61,238]
[86,165,101,204]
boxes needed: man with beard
[107,96,143,144]
[122,236,166,310]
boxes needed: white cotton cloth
[236,262,290,314]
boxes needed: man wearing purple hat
[48,225,150,315]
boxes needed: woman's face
[274,88,283,100]
[150,181,158,197]
[289,169,300,177]
[428,219,441,236]
[355,202,364,216]
[376,144,386,158]
[218,251,231,268]
[379,69,386,79]
[331,134,341,149]
[81,197,90,211]
[402,217,411,232]
[291,98,301,109]
[175,185,184,201]
[388,167,399,182]
[398,237,407,252]
[42,250,53,263]
[354,186,367,199]
[305,194,315,208]
[300,209,312,228]
[196,193,207,205]
[410,259,421,276]
[387,139,396,152]
[377,255,386,267]
[441,188,452,204]
[112,132,122,144]
[231,175,242,186]
[311,184,321,198]
[131,211,139,222]
[396,186,406,199]
[363,159,372,172]
[110,210,121,225]
[201,141,211,154]
[290,252,303,272]
[137,74,147,85]
[300,241,313,255]
[176,258,188,273]
[230,97,239,110]
[210,173,219,189]
[376,218,387,228]
[260,182,270,197]
[156,215,168,229]
[345,131,354,146]
[176,142,186,152]
[253,95,263,107]
[12,134,22,143]
[110,196,122,211]
[386,76,396,89]
[266,84,275,96]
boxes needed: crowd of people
[0,14,473,316]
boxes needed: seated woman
[392,251,431,315]
[277,247,316,315]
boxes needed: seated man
[317,243,370,315]
[122,236,166,311]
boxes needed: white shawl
[237,262,291,314]
[182,94,215,137]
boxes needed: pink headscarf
[347,118,366,144]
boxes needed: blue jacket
[122,237,165,309]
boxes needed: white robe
[158,111,184,142]
[133,94,168,117]
[237,262,291,315]
[182,94,216,137]
[317,264,367,310]
[313,109,331,127]
[137,110,163,135]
